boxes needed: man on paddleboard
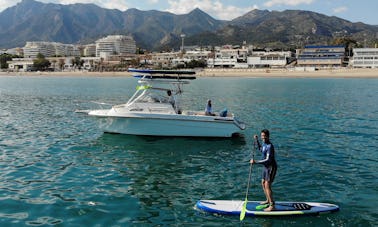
[250,129,277,211]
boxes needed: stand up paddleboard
[196,200,339,217]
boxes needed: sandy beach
[1,68,378,78]
[197,68,378,78]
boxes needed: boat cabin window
[138,92,168,103]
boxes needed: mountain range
[1,0,377,51]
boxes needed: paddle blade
[240,199,247,221]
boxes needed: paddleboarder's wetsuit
[256,142,277,183]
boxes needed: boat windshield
[137,90,170,103]
[126,71,195,110]
[127,80,183,106]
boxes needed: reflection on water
[73,133,247,224]
[0,76,377,225]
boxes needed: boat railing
[147,106,175,114]
[112,104,128,111]
[126,88,148,106]
[183,110,234,118]
[138,78,191,85]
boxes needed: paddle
[240,140,256,221]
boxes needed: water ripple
[0,76,377,225]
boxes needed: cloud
[0,0,17,12]
[333,6,348,14]
[0,0,131,12]
[263,0,314,7]
[1,0,255,18]
[166,0,257,20]
[57,0,129,10]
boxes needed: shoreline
[197,68,378,78]
[1,68,378,78]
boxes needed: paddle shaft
[244,141,256,199]
[244,163,253,199]
[240,140,256,221]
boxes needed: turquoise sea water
[0,75,377,226]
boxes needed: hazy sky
[1,0,377,25]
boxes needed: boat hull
[89,111,243,137]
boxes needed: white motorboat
[87,68,246,137]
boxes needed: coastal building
[247,50,292,68]
[207,45,249,68]
[5,47,23,56]
[54,44,80,57]
[138,54,153,66]
[171,50,211,67]
[83,44,96,57]
[95,35,136,59]
[23,42,55,58]
[350,48,378,68]
[23,42,81,58]
[151,52,180,68]
[7,58,34,71]
[296,45,347,68]
[63,58,74,70]
[46,57,65,71]
[81,57,101,70]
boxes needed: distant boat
[87,68,245,137]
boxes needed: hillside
[0,0,224,50]
[0,0,377,50]
[184,9,378,49]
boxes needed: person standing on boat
[167,90,181,114]
[167,90,175,107]
[205,99,215,116]
[250,129,277,212]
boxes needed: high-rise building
[83,44,96,57]
[23,42,81,58]
[23,42,55,58]
[351,48,378,68]
[95,35,136,59]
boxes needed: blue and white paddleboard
[196,200,339,217]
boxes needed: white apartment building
[24,42,56,58]
[351,48,378,68]
[171,50,211,66]
[81,57,101,70]
[83,44,96,57]
[207,45,249,68]
[151,52,180,68]
[23,41,80,58]
[96,35,136,59]
[7,58,34,71]
[5,47,23,56]
[54,44,80,57]
[247,50,292,68]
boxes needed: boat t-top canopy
[128,68,196,80]
[126,68,196,107]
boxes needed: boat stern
[234,117,246,130]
